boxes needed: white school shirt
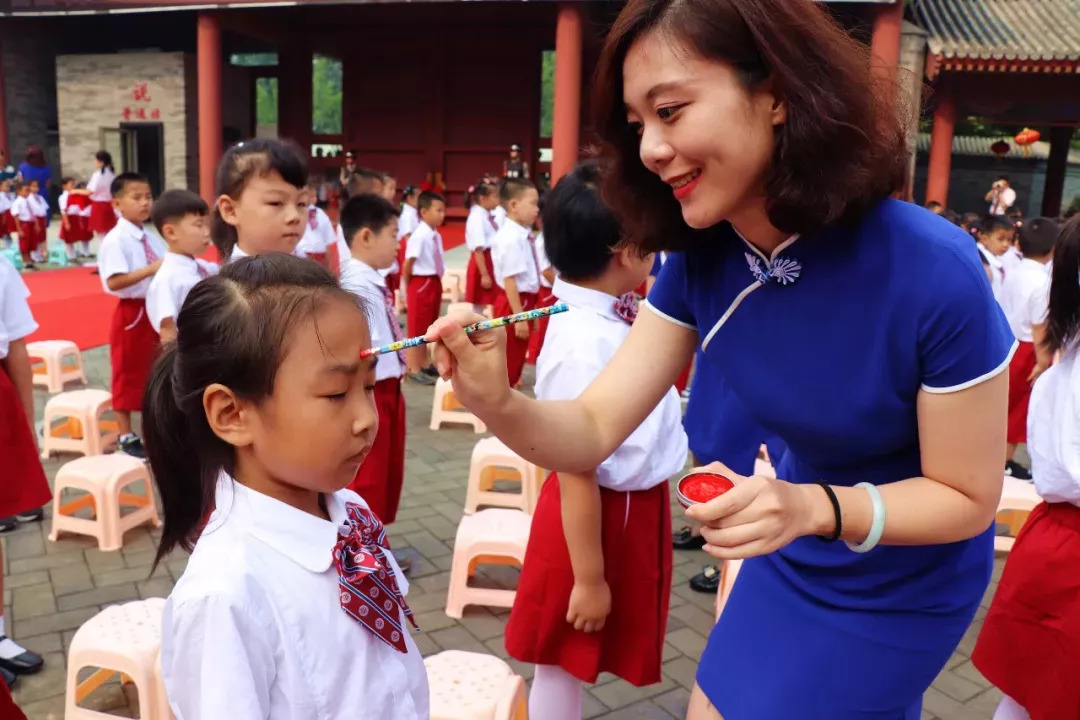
[97,218,166,299]
[404,222,443,276]
[0,260,38,360]
[464,204,496,252]
[535,278,687,491]
[339,257,406,382]
[58,191,69,215]
[989,186,1017,216]
[145,252,219,333]
[333,223,353,276]
[533,232,553,288]
[397,203,419,241]
[87,168,115,203]
[296,205,336,258]
[977,243,1005,300]
[9,196,31,223]
[492,205,506,229]
[1000,257,1050,343]
[162,475,428,720]
[490,218,539,294]
[0,192,11,216]
[29,194,48,218]
[1028,344,1080,505]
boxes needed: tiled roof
[915,133,1080,164]
[909,0,1080,64]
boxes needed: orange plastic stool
[430,378,487,433]
[41,389,118,459]
[445,509,531,618]
[995,475,1041,553]
[27,340,87,393]
[425,650,528,720]
[465,437,543,514]
[49,454,161,551]
[64,598,173,720]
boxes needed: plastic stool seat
[41,389,118,459]
[445,509,531,618]
[465,437,543,514]
[27,339,87,393]
[995,475,1041,553]
[425,650,528,720]
[430,377,486,433]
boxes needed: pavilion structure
[912,0,1080,217]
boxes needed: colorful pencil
[359,301,570,359]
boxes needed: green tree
[312,55,343,135]
[256,77,278,126]
[540,50,555,138]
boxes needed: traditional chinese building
[0,0,914,213]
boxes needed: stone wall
[2,19,61,192]
[56,52,191,191]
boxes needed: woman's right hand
[429,313,512,418]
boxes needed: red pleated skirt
[504,473,672,686]
[465,248,499,306]
[1007,341,1036,444]
[348,377,406,524]
[0,366,53,518]
[90,201,117,234]
[973,502,1080,720]
[493,291,537,387]
[109,299,160,412]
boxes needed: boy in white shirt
[337,194,411,542]
[146,190,218,344]
[97,172,165,458]
[1001,216,1056,481]
[401,190,446,384]
[504,162,686,718]
[977,214,1015,301]
[489,178,540,387]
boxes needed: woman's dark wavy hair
[1045,214,1080,356]
[211,138,308,260]
[593,0,909,251]
[142,254,360,570]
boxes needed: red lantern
[991,140,1010,157]
[1014,128,1041,157]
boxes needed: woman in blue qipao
[428,0,1013,717]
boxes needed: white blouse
[163,476,429,720]
[1029,344,1080,506]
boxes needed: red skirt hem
[504,473,672,686]
[1007,341,1036,444]
[0,367,53,518]
[405,275,443,339]
[973,502,1080,720]
[465,248,499,306]
[493,292,537,387]
[90,201,117,234]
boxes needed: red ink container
[676,472,734,509]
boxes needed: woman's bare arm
[432,307,697,472]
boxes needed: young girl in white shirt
[143,253,428,719]
[973,214,1080,720]
[87,150,117,241]
[211,138,309,263]
[463,181,500,311]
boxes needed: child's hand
[566,579,611,633]
[148,258,163,274]
[1028,362,1048,385]
[514,322,530,340]
[481,275,493,290]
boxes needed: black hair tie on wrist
[816,483,842,543]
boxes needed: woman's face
[623,31,784,230]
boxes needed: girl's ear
[203,383,254,448]
[217,194,240,228]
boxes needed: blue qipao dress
[646,198,1015,719]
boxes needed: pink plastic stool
[27,340,87,393]
[49,454,161,551]
[65,598,173,720]
[996,475,1041,553]
[41,389,118,459]
[445,509,531,619]
[443,269,465,303]
[425,650,528,720]
[465,437,543,514]
[430,378,487,433]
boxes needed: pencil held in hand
[359,302,569,359]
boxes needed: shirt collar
[162,251,200,272]
[208,473,345,573]
[115,217,146,240]
[231,244,249,260]
[345,256,387,287]
[1020,257,1047,272]
[552,277,621,322]
[503,218,530,240]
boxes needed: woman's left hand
[684,461,820,560]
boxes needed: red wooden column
[197,12,223,203]
[1042,126,1074,218]
[551,3,583,184]
[925,88,956,207]
[0,36,8,160]
[869,0,903,83]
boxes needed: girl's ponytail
[1046,214,1080,355]
[143,344,213,571]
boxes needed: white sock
[994,696,1031,720]
[0,616,27,661]
[529,664,582,720]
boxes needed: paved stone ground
[5,344,1013,719]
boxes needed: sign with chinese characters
[119,81,162,123]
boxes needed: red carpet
[24,266,116,350]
